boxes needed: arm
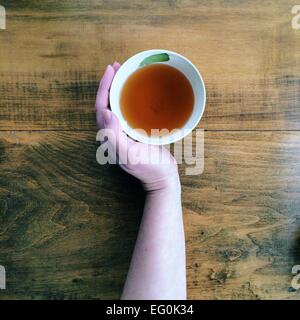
[96,64,187,300]
[121,175,186,300]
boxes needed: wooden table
[0,0,300,300]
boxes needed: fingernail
[102,110,111,126]
[103,64,110,73]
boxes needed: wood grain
[182,131,300,299]
[0,131,144,299]
[0,0,299,130]
[0,131,299,299]
[1,0,300,300]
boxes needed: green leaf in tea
[139,53,170,67]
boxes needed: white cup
[110,49,206,145]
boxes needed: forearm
[121,174,186,300]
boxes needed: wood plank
[0,130,299,299]
[0,131,145,299]
[0,0,299,130]
[182,131,300,299]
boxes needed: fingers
[99,64,115,92]
[96,62,122,129]
[112,61,121,73]
[95,65,115,114]
[101,109,130,164]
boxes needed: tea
[120,64,194,136]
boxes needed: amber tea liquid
[120,64,194,136]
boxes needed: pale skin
[95,63,187,300]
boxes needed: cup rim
[109,49,206,145]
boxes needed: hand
[95,63,180,192]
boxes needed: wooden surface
[0,0,300,299]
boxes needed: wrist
[142,173,181,194]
